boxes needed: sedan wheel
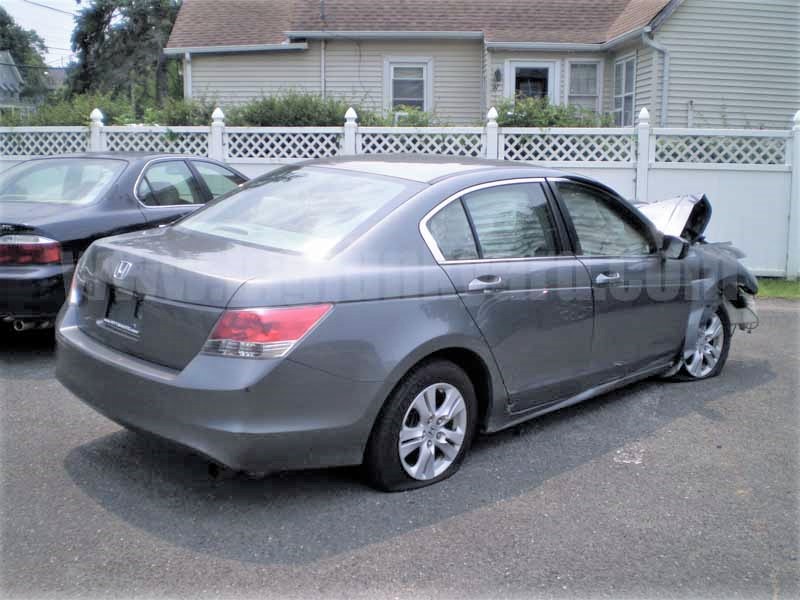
[398,383,468,481]
[681,308,731,379]
[364,360,477,491]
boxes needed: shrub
[224,94,437,127]
[494,97,612,127]
[359,105,438,126]
[0,93,135,126]
[225,92,354,126]
[0,92,439,127]
[143,98,217,126]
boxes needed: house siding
[634,44,656,122]
[191,43,322,102]
[654,0,800,128]
[191,39,484,125]
[324,39,484,124]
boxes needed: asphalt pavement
[1,299,798,599]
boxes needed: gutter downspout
[320,39,327,98]
[183,52,192,99]
[641,27,669,127]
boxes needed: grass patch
[756,278,800,299]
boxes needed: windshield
[178,166,415,257]
[0,158,126,205]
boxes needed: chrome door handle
[595,272,621,285]
[468,275,503,292]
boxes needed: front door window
[506,61,558,104]
[515,67,549,99]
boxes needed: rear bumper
[55,307,383,472]
[0,264,71,319]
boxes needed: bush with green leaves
[494,97,612,127]
[359,105,438,126]
[0,92,437,127]
[142,98,217,126]
[0,93,135,126]
[224,93,354,126]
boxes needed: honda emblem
[113,260,133,280]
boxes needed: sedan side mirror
[661,234,689,260]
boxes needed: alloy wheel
[398,383,467,481]
[684,312,725,378]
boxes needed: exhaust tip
[12,319,52,332]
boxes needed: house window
[386,60,431,111]
[614,56,636,125]
[504,61,559,104]
[568,61,602,112]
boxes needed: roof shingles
[166,0,671,49]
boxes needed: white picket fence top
[1,107,794,168]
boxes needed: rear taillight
[0,235,62,265]
[203,304,332,359]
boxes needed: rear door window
[191,161,245,198]
[462,183,559,259]
[138,160,204,206]
[0,158,125,205]
[426,200,479,261]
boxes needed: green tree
[69,0,181,114]
[0,6,49,98]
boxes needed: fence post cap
[487,106,498,121]
[211,107,225,123]
[90,108,104,124]
[345,107,358,122]
[638,107,650,124]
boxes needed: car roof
[30,152,220,164]
[308,154,568,184]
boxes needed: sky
[4,0,78,68]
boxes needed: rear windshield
[177,166,416,257]
[0,158,126,205]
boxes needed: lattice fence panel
[654,135,786,165]
[359,132,484,157]
[104,130,209,155]
[226,131,342,159]
[502,133,635,162]
[0,130,89,156]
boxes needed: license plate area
[102,287,143,337]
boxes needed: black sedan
[0,153,247,330]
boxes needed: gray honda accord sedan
[56,156,758,490]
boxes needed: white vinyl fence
[1,106,798,278]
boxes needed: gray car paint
[56,155,758,474]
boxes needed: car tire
[675,306,731,380]
[363,360,477,492]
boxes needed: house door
[505,61,559,103]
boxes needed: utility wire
[21,0,76,16]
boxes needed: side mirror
[661,234,689,260]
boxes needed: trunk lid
[0,201,84,229]
[635,193,712,243]
[74,226,315,370]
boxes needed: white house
[153,1,800,128]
